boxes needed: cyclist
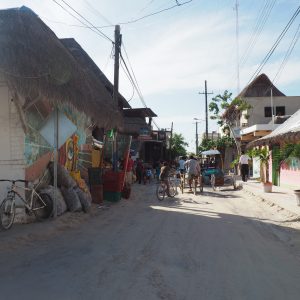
[184,155,201,192]
[159,161,171,196]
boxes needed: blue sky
[1,0,300,152]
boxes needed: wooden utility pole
[199,80,213,139]
[112,25,121,171]
[169,121,173,160]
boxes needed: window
[276,106,285,116]
[264,107,272,117]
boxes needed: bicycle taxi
[200,149,237,191]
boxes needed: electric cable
[247,5,300,85]
[120,52,160,129]
[240,0,276,68]
[119,0,193,25]
[272,24,300,84]
[82,0,113,26]
[120,60,135,102]
[52,0,113,43]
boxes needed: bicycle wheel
[32,193,53,221]
[0,197,16,230]
[169,181,177,198]
[199,176,204,193]
[156,183,165,201]
[233,176,237,190]
[193,179,197,195]
[211,175,216,191]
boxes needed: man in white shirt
[184,155,201,191]
[239,151,250,182]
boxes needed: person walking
[135,159,144,184]
[184,155,201,192]
[239,151,250,182]
[178,156,186,174]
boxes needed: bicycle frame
[11,183,46,211]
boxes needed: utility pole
[169,121,173,160]
[199,80,213,139]
[235,0,240,94]
[112,25,121,171]
[195,121,198,155]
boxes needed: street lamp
[193,118,203,155]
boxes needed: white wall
[240,96,300,126]
[0,80,25,200]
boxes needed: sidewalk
[238,178,300,219]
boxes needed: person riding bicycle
[159,161,171,196]
[184,155,201,192]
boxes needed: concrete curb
[241,182,300,221]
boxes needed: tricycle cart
[200,149,237,191]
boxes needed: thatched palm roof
[60,38,130,110]
[0,6,122,129]
[238,74,285,98]
[123,108,157,118]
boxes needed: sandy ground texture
[0,182,300,300]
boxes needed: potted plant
[253,147,272,193]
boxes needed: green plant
[209,90,252,154]
[253,148,271,183]
[230,156,240,169]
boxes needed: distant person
[135,159,144,184]
[178,156,186,174]
[239,151,250,182]
[125,154,134,185]
[184,155,201,192]
[144,167,153,184]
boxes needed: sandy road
[0,183,300,300]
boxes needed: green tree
[170,133,188,158]
[209,90,251,154]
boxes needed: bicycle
[0,179,53,230]
[156,176,177,201]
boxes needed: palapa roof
[123,108,157,118]
[0,6,122,129]
[238,74,285,98]
[248,109,300,148]
[121,117,151,135]
[60,38,130,109]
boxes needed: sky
[1,0,300,152]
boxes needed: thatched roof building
[238,74,285,98]
[0,6,122,129]
[122,108,157,135]
[247,109,300,148]
[60,38,130,110]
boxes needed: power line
[82,0,113,26]
[49,0,193,30]
[247,5,300,85]
[119,0,193,25]
[120,50,160,129]
[272,24,300,84]
[52,0,113,43]
[240,0,276,68]
[120,60,135,102]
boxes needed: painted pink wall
[280,161,300,188]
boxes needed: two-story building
[239,74,300,145]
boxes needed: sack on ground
[48,162,77,188]
[75,186,92,213]
[60,186,82,212]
